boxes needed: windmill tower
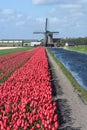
[33,18,59,46]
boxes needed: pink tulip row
[0,52,25,63]
[0,48,39,82]
[0,47,59,130]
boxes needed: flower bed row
[0,51,25,63]
[0,48,39,82]
[0,47,59,130]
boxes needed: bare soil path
[47,50,87,130]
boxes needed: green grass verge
[47,49,87,101]
[67,46,87,53]
[0,47,34,56]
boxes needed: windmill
[33,18,59,46]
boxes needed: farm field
[67,46,87,53]
[0,47,34,57]
[0,47,59,130]
[1,46,87,130]
[0,47,36,83]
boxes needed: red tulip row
[0,47,59,130]
[0,51,25,63]
[0,48,39,82]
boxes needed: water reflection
[49,48,87,89]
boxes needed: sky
[0,0,87,39]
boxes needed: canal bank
[49,48,87,90]
[46,49,87,130]
[48,48,87,101]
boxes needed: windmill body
[34,18,59,46]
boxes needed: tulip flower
[0,47,59,129]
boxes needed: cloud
[1,9,14,15]
[32,0,81,5]
[17,14,23,18]
[0,9,27,24]
[0,9,15,24]
[47,0,87,36]
[16,21,25,26]
[35,17,45,23]
[0,19,6,22]
[0,0,87,39]
[32,0,87,7]
[49,17,63,24]
[78,0,87,4]
[59,4,81,9]
[49,1,86,19]
[32,0,57,5]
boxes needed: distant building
[53,38,60,43]
[65,42,75,47]
[31,42,41,46]
[53,38,61,47]
[0,39,39,47]
[0,39,23,47]
[23,41,41,47]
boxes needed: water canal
[49,48,87,90]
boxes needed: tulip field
[0,48,39,83]
[0,47,59,130]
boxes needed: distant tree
[62,37,87,46]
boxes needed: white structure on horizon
[65,42,75,47]
[31,42,41,46]
[0,39,40,47]
[23,42,41,46]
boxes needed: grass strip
[67,46,87,53]
[0,47,34,56]
[47,49,87,102]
